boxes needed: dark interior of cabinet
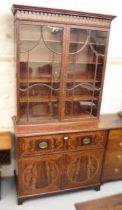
[0,150,11,165]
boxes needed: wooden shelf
[19,96,59,103]
[20,39,105,46]
[19,60,60,64]
[19,60,102,65]
[19,95,97,103]
[70,41,105,46]
[19,115,58,123]
[20,78,59,83]
[67,78,100,83]
[74,61,101,65]
[64,113,95,119]
[66,95,98,101]
[20,78,100,83]
[20,39,62,43]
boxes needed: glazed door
[17,23,108,123]
[62,149,104,189]
[64,27,107,120]
[18,24,64,123]
[18,154,63,196]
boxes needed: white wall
[0,0,122,176]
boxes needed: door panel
[18,154,63,196]
[63,149,104,189]
[19,24,64,123]
[64,28,107,120]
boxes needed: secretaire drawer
[18,134,64,156]
[17,130,107,156]
[64,130,106,150]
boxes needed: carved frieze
[14,9,111,28]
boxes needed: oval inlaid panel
[67,155,98,182]
[23,160,59,190]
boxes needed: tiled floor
[0,177,122,210]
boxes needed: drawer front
[64,131,106,150]
[102,159,122,181]
[105,151,122,164]
[109,129,122,140]
[18,130,106,156]
[108,129,122,152]
[18,135,64,156]
[106,138,122,153]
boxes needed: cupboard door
[18,154,63,196]
[18,24,64,123]
[62,149,104,189]
[64,27,107,120]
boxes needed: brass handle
[39,141,48,149]
[63,136,69,140]
[82,137,91,145]
[119,142,122,147]
[117,154,122,160]
[114,168,119,173]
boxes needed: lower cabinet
[16,131,106,204]
[14,115,122,205]
[102,129,122,182]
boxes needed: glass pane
[69,29,88,53]
[90,30,106,54]
[19,24,63,122]
[64,28,107,120]
[19,83,28,120]
[42,26,63,54]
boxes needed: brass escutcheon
[39,141,48,149]
[82,137,91,145]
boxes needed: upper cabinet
[12,5,115,124]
